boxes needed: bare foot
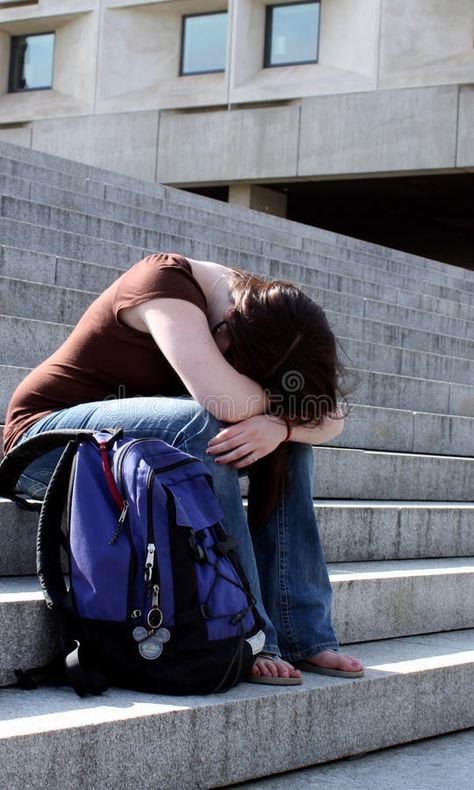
[305,650,364,673]
[250,655,302,680]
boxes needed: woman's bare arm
[135,298,267,422]
[290,410,345,445]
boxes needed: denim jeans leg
[251,441,339,662]
[173,405,281,656]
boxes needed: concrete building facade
[0,0,473,265]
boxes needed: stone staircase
[0,139,473,789]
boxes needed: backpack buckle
[189,535,207,563]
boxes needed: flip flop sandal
[244,674,303,685]
[244,652,303,685]
[296,660,364,678]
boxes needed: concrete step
[2,307,474,386]
[329,403,474,457]
[0,629,472,789]
[1,497,472,576]
[2,210,473,331]
[4,274,474,358]
[2,397,474,459]
[326,310,474,360]
[1,561,473,686]
[1,143,472,289]
[2,363,474,426]
[2,193,474,309]
[1,414,471,498]
[2,167,474,302]
[348,368,474,419]
[0,254,474,346]
[308,447,474,500]
[3,243,474,325]
[340,335,474,386]
[0,277,96,325]
[239,729,474,790]
[0,315,70,368]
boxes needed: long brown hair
[223,268,353,532]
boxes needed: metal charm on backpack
[132,582,171,661]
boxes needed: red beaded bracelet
[282,416,293,442]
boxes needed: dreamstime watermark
[98,372,361,427]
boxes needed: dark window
[264,2,320,68]
[8,32,55,93]
[180,11,228,75]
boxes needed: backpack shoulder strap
[0,428,122,499]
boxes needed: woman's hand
[206,415,287,468]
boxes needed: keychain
[132,584,171,661]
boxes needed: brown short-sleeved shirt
[3,253,208,453]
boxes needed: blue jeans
[17,396,339,661]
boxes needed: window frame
[8,30,55,93]
[263,1,321,69]
[179,10,228,77]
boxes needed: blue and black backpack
[0,429,266,696]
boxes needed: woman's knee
[173,403,225,452]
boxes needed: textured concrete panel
[330,558,474,642]
[1,567,473,685]
[0,127,32,147]
[0,632,472,788]
[241,729,474,789]
[312,447,473,500]
[0,278,97,325]
[413,411,474,456]
[157,106,300,183]
[32,112,160,181]
[457,86,474,167]
[0,364,30,422]
[379,0,474,90]
[298,86,458,176]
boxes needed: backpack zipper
[153,457,197,474]
[144,468,164,627]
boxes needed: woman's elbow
[200,392,263,423]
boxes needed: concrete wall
[0,1,473,184]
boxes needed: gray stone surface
[156,106,300,182]
[457,86,474,168]
[298,85,458,176]
[0,215,145,272]
[0,365,30,423]
[32,111,161,181]
[1,166,471,300]
[237,729,474,790]
[329,403,474,457]
[0,156,107,201]
[1,562,473,684]
[0,138,471,282]
[0,277,97,325]
[3,496,472,576]
[0,128,32,148]
[413,411,474,456]
[0,499,37,575]
[0,315,71,367]
[3,188,474,311]
[0,630,472,789]
[0,244,56,285]
[4,235,473,331]
[327,309,474,359]
[2,154,470,305]
[330,558,474,643]
[310,447,474,500]
[341,335,474,386]
[363,297,474,341]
